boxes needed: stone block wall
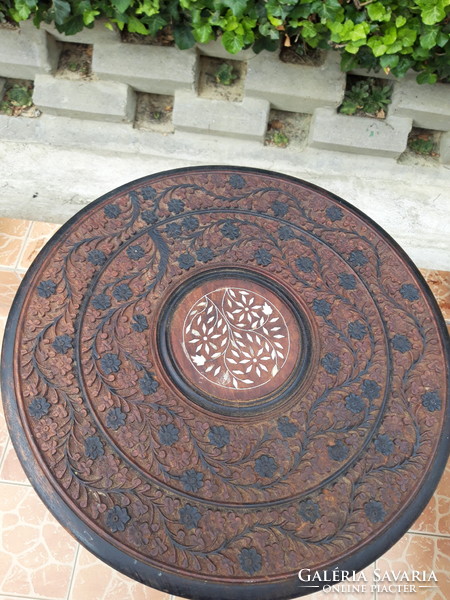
[0,20,449,162]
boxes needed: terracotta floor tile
[70,546,171,600]
[376,533,450,599]
[17,221,61,271]
[0,218,31,269]
[0,597,51,600]
[0,387,9,466]
[0,483,78,599]
[410,458,450,536]
[0,312,6,344]
[0,597,55,600]
[0,315,7,462]
[0,440,30,485]
[420,269,450,321]
[0,270,22,318]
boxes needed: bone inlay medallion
[167,276,303,405]
[184,286,290,390]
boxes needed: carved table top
[2,167,449,599]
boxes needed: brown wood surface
[2,167,449,600]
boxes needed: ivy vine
[1,0,449,83]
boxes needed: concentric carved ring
[159,270,311,416]
[2,167,449,600]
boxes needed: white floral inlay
[183,287,290,390]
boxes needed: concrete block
[0,22,60,79]
[41,19,120,44]
[173,90,269,142]
[32,75,136,122]
[349,68,398,81]
[308,107,412,158]
[439,131,450,164]
[245,50,345,113]
[196,38,256,61]
[390,77,450,131]
[93,43,197,94]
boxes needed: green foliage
[408,132,437,155]
[268,131,289,147]
[214,62,237,85]
[4,83,32,106]
[1,0,449,83]
[340,77,392,117]
[0,81,33,115]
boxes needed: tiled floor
[0,217,448,600]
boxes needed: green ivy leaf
[367,2,387,21]
[380,53,399,68]
[222,30,244,53]
[299,19,317,39]
[385,40,403,54]
[349,22,369,42]
[344,42,361,54]
[193,23,214,43]
[83,10,100,25]
[416,70,438,84]
[328,18,355,42]
[391,56,414,77]
[259,21,281,39]
[383,26,397,46]
[112,0,132,13]
[243,28,255,45]
[73,0,90,14]
[127,15,148,34]
[141,14,168,36]
[340,52,358,71]
[173,23,196,49]
[136,0,159,17]
[223,13,239,31]
[268,15,282,26]
[395,15,407,28]
[59,14,85,34]
[11,0,32,20]
[53,0,71,25]
[252,36,279,53]
[412,45,431,59]
[420,3,446,26]
[242,16,257,30]
[398,27,417,47]
[374,42,388,56]
[317,0,342,21]
[420,27,439,49]
[436,31,449,47]
[289,4,315,20]
[221,0,248,19]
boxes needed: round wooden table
[2,167,449,599]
